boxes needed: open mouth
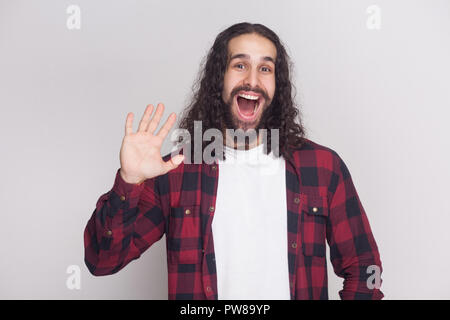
[235,92,262,121]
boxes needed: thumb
[164,154,184,172]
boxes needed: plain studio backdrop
[0,0,449,299]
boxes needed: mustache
[229,85,270,102]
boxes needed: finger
[156,112,177,140]
[125,112,134,135]
[137,104,154,132]
[147,103,165,134]
[163,154,184,173]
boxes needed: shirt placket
[201,162,219,299]
[285,158,302,300]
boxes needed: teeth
[238,93,259,100]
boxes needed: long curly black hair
[177,22,307,161]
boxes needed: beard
[223,102,257,132]
[221,88,273,149]
[222,85,272,131]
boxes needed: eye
[234,63,245,70]
[261,66,272,72]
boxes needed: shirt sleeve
[84,168,166,276]
[326,154,384,300]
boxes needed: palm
[119,103,183,183]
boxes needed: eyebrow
[229,53,276,64]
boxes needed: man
[84,22,384,300]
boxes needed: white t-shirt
[211,143,290,300]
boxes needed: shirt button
[106,230,113,236]
[209,206,215,213]
[212,165,217,171]
[206,286,211,292]
[185,209,191,215]
[312,207,318,213]
[291,242,297,249]
[293,197,300,204]
[120,195,126,201]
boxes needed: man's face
[222,33,277,132]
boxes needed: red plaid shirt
[84,138,384,299]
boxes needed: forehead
[227,33,277,61]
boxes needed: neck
[224,129,263,150]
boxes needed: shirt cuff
[111,169,146,204]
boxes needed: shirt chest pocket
[167,204,203,264]
[301,194,329,257]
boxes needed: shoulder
[289,138,352,179]
[291,138,341,163]
[292,138,350,178]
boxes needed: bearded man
[84,22,384,300]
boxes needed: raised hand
[119,103,184,184]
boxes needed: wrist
[119,169,145,185]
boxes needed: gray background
[1,0,449,299]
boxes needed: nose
[243,67,259,89]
